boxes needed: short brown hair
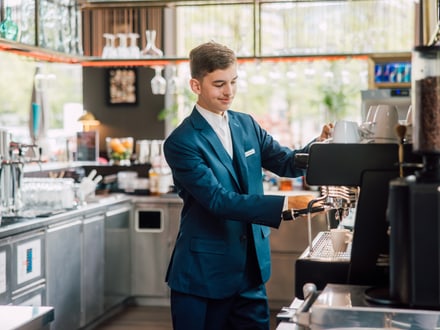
[189,41,237,80]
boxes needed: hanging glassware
[151,66,166,95]
[142,30,163,58]
[0,6,19,41]
[167,66,180,94]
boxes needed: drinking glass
[128,33,140,58]
[102,33,117,58]
[151,66,166,95]
[117,33,130,58]
[167,66,180,94]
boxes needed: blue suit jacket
[163,108,311,299]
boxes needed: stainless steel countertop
[0,305,54,330]
[277,284,440,329]
[0,192,183,239]
[0,194,131,239]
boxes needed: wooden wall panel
[81,7,163,57]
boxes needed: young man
[163,41,332,330]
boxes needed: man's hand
[287,194,317,210]
[316,123,334,142]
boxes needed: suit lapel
[190,109,242,190]
[229,114,249,193]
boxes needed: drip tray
[304,231,351,262]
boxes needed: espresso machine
[295,142,421,299]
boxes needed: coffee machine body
[389,178,440,308]
[386,45,440,309]
[295,143,421,296]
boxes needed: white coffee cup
[373,104,398,143]
[332,120,360,143]
[330,228,351,253]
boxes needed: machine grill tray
[304,231,351,262]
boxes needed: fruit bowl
[106,137,134,165]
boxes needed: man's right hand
[286,194,317,210]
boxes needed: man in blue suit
[163,41,332,330]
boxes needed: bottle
[148,165,160,196]
[0,6,19,41]
[158,164,172,194]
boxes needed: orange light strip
[80,54,370,67]
[0,43,81,64]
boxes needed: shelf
[80,57,188,67]
[80,53,371,67]
[367,52,412,89]
[373,83,411,89]
[0,40,411,69]
[0,39,83,64]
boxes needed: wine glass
[167,66,180,94]
[151,66,166,95]
[117,33,130,58]
[102,33,117,58]
[128,33,140,58]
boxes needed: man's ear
[190,78,201,94]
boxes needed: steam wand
[306,194,328,254]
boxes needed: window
[0,52,83,159]
[172,0,415,147]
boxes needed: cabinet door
[0,243,11,304]
[104,205,131,310]
[46,220,81,330]
[81,214,105,326]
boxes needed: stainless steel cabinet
[0,239,11,304]
[46,219,82,330]
[81,213,105,327]
[131,200,182,305]
[104,203,131,310]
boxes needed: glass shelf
[0,39,411,69]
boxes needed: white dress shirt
[196,105,233,159]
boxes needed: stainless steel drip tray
[302,231,351,262]
[307,284,440,329]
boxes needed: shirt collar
[195,104,229,130]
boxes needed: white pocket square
[245,148,255,157]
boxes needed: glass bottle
[142,30,163,58]
[0,6,19,41]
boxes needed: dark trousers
[170,284,270,330]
